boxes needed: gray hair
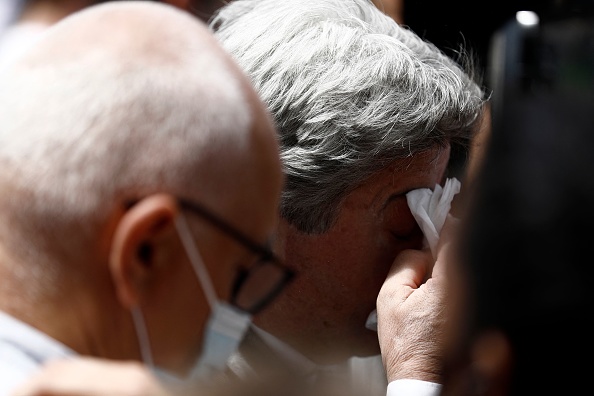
[0,2,251,271]
[210,0,486,233]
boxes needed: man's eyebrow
[380,184,436,212]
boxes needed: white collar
[249,325,348,379]
[250,325,318,374]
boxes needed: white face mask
[131,212,252,386]
[189,302,252,379]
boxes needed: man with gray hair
[0,1,291,395]
[209,0,487,395]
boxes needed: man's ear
[109,194,179,309]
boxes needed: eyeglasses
[177,198,295,315]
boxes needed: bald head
[0,1,281,292]
[20,0,212,67]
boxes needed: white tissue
[405,177,461,259]
[365,177,461,331]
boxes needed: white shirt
[251,325,319,375]
[0,311,76,395]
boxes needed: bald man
[0,1,290,394]
[0,0,224,69]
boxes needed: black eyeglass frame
[177,198,295,315]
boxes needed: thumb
[384,249,433,300]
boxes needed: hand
[376,216,458,384]
[11,357,170,396]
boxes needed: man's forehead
[365,146,452,207]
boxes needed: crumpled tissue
[365,177,461,331]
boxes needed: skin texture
[376,218,458,383]
[256,145,451,364]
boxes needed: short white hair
[0,2,251,267]
[211,0,486,233]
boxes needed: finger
[385,249,433,295]
[431,241,452,279]
[431,214,460,278]
[437,214,460,252]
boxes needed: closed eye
[382,196,420,240]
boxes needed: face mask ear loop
[174,213,217,309]
[131,306,154,368]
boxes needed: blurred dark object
[403,0,594,90]
[188,0,228,22]
[488,1,594,127]
[451,2,594,394]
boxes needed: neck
[0,250,138,362]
